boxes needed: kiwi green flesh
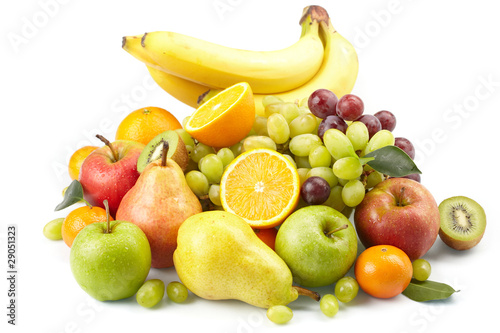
[438,196,486,250]
[137,130,184,173]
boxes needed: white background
[1,0,499,332]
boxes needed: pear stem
[161,141,169,167]
[293,286,321,302]
[325,224,349,237]
[96,134,119,162]
[103,200,111,234]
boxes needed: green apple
[70,210,151,301]
[275,205,357,287]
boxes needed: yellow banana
[253,17,359,115]
[201,16,359,116]
[124,7,358,117]
[147,66,212,109]
[122,35,211,108]
[125,6,327,94]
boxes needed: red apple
[79,135,145,218]
[354,178,440,261]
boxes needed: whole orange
[254,228,278,251]
[68,146,98,180]
[115,106,182,145]
[61,205,113,247]
[354,245,413,299]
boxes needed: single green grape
[297,168,311,186]
[297,105,310,115]
[338,177,352,187]
[208,184,221,206]
[216,148,234,168]
[184,159,198,173]
[267,113,290,144]
[264,103,284,117]
[136,279,165,308]
[294,155,312,169]
[289,134,323,157]
[289,113,317,137]
[307,167,338,188]
[191,143,214,163]
[412,259,431,281]
[278,102,300,123]
[332,157,363,180]
[243,136,277,152]
[174,128,195,148]
[366,171,385,188]
[262,95,284,107]
[324,185,345,212]
[166,281,189,303]
[346,121,369,151]
[335,276,359,303]
[283,154,297,168]
[342,179,365,207]
[182,116,190,128]
[185,170,210,197]
[363,129,395,155]
[230,142,243,157]
[320,294,339,318]
[199,154,224,184]
[252,116,269,136]
[308,145,332,168]
[266,305,293,324]
[43,218,64,240]
[323,129,357,160]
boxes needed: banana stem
[299,5,329,25]
[293,286,321,302]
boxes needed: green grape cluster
[178,91,396,214]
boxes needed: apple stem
[293,286,321,302]
[325,224,349,238]
[398,187,406,207]
[96,134,119,162]
[103,200,111,234]
[161,141,169,167]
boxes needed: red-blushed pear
[354,178,440,261]
[116,142,202,268]
[79,135,144,218]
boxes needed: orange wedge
[220,148,300,228]
[185,82,255,148]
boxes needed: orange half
[185,82,255,148]
[220,148,300,228]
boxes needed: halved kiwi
[137,130,189,172]
[438,196,486,250]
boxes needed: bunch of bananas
[122,5,358,116]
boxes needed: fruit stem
[300,5,329,26]
[293,286,321,302]
[161,141,169,167]
[103,200,111,234]
[398,187,406,207]
[325,224,349,238]
[96,135,119,162]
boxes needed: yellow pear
[173,210,319,308]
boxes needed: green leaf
[402,279,458,302]
[55,180,85,211]
[365,146,421,177]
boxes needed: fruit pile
[44,5,487,325]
